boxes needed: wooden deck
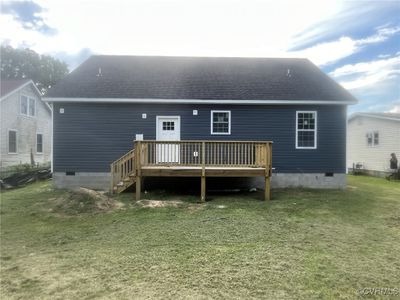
[111,140,272,201]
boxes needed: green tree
[1,45,68,94]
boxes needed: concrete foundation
[270,173,346,189]
[53,172,111,190]
[53,172,346,191]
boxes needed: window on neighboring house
[296,111,317,149]
[366,131,379,146]
[373,131,379,145]
[366,132,373,146]
[20,95,36,116]
[211,111,231,134]
[29,98,35,116]
[21,95,28,115]
[8,130,17,153]
[37,133,43,153]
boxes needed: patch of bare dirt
[48,188,124,216]
[134,200,204,211]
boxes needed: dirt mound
[134,200,204,211]
[134,200,184,208]
[50,188,124,216]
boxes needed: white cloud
[386,101,400,113]
[329,54,400,90]
[1,0,345,60]
[290,25,400,66]
[288,37,357,65]
[388,105,400,113]
[3,0,397,69]
[356,25,400,45]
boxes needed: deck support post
[264,176,270,201]
[264,142,271,201]
[136,175,141,201]
[110,164,114,194]
[201,176,206,202]
[135,141,142,201]
[200,141,206,202]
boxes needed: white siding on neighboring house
[347,116,400,172]
[0,84,52,168]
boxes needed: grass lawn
[1,176,399,299]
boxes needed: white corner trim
[51,103,54,173]
[295,110,317,149]
[211,110,231,135]
[42,97,357,105]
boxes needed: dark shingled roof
[1,79,31,97]
[46,55,357,103]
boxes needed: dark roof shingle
[46,55,357,103]
[1,79,31,97]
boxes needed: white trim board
[43,97,356,105]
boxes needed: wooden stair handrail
[110,149,135,193]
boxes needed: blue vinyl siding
[53,103,347,173]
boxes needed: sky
[0,0,399,114]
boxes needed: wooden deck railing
[135,140,272,168]
[110,149,135,192]
[111,140,272,201]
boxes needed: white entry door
[156,116,181,163]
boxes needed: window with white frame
[37,133,43,153]
[296,111,317,149]
[211,111,231,134]
[8,130,17,153]
[373,131,379,145]
[366,132,373,146]
[20,95,36,116]
[366,131,379,146]
[21,95,28,115]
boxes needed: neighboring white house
[347,112,400,175]
[0,79,52,168]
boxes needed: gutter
[43,97,357,105]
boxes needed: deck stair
[110,149,136,193]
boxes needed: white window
[20,95,28,115]
[37,133,43,153]
[366,131,379,146]
[366,132,373,146]
[29,98,36,116]
[373,131,379,146]
[296,111,317,149]
[20,95,36,116]
[8,130,17,153]
[211,110,231,135]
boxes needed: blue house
[44,55,357,199]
